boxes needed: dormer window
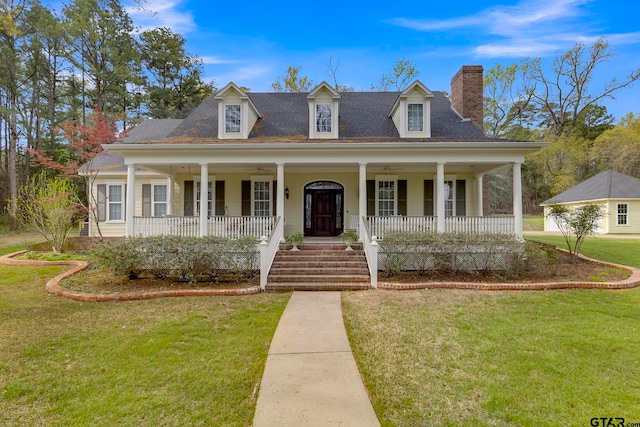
[389,81,433,138]
[307,82,341,139]
[316,104,332,133]
[407,103,424,132]
[215,82,261,139]
[225,105,241,133]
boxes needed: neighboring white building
[83,65,545,242]
[541,169,640,234]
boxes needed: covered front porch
[121,161,524,241]
[131,214,517,240]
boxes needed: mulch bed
[60,250,630,294]
[382,252,630,284]
[62,269,259,294]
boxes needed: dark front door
[312,190,335,236]
[304,182,344,237]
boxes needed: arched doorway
[304,181,344,237]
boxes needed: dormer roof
[307,81,341,100]
[388,80,434,117]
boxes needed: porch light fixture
[285,187,289,199]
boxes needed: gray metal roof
[541,169,640,205]
[165,90,485,140]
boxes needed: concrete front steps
[266,243,371,291]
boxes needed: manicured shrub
[92,235,259,283]
[379,232,526,276]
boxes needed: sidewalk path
[253,291,380,426]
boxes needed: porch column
[359,162,367,238]
[513,162,523,238]
[276,163,285,241]
[475,173,484,216]
[166,175,174,216]
[436,162,445,233]
[200,163,208,237]
[125,164,135,237]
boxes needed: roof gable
[541,170,640,205]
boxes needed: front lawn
[0,252,289,426]
[525,235,640,268]
[344,288,640,426]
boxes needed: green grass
[0,255,289,426]
[525,235,640,268]
[344,289,640,426]
[522,215,544,231]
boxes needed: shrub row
[92,235,258,283]
[379,232,530,276]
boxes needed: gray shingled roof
[165,90,485,140]
[86,119,183,171]
[541,170,640,205]
[123,119,183,143]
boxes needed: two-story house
[87,65,544,246]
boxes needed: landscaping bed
[382,250,630,284]
[61,267,259,294]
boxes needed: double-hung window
[253,180,271,216]
[407,103,424,132]
[617,203,628,225]
[316,104,332,133]
[444,181,454,216]
[196,181,213,217]
[153,185,168,217]
[225,104,241,133]
[108,184,124,221]
[376,178,397,216]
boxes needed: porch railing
[360,216,378,288]
[367,216,437,239]
[445,216,515,234]
[259,216,283,290]
[208,216,277,239]
[133,216,277,239]
[367,215,515,239]
[133,216,200,237]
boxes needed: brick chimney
[450,65,484,133]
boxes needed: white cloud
[200,56,240,65]
[125,0,196,33]
[388,0,612,58]
[211,64,275,90]
[391,0,588,35]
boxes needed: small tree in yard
[545,203,603,262]
[12,172,80,253]
[28,108,121,238]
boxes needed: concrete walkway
[253,291,380,426]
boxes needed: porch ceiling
[137,161,509,176]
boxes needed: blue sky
[59,0,640,120]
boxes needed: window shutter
[398,180,407,216]
[142,184,151,217]
[424,180,434,216]
[241,180,251,215]
[215,181,225,215]
[366,180,375,216]
[184,181,194,216]
[456,180,466,216]
[272,180,277,215]
[123,185,127,218]
[97,184,106,222]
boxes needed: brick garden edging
[0,251,261,302]
[379,252,640,291]
[3,249,640,299]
